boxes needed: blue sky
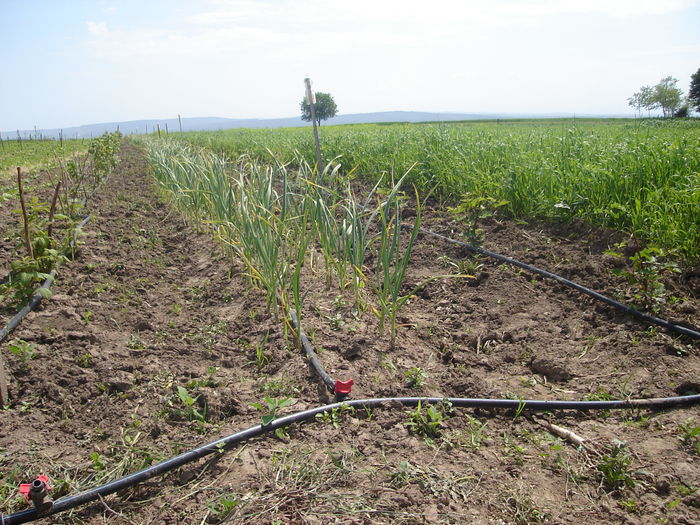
[2,0,699,130]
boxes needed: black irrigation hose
[0,216,91,344]
[278,292,352,399]
[416,226,700,340]
[288,308,336,394]
[0,270,56,344]
[4,393,700,524]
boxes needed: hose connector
[19,475,53,516]
[334,379,354,401]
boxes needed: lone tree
[628,85,655,117]
[653,76,683,117]
[300,92,338,126]
[628,77,683,117]
[689,67,700,113]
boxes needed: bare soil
[1,142,699,524]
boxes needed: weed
[316,403,355,429]
[207,493,239,521]
[610,246,680,313]
[504,486,551,524]
[512,396,527,421]
[618,499,639,513]
[678,419,700,455]
[450,415,488,450]
[251,396,294,426]
[597,441,635,491]
[502,433,527,465]
[186,367,221,389]
[438,254,483,275]
[253,330,270,371]
[259,374,300,397]
[404,366,427,388]
[6,338,37,363]
[76,352,93,368]
[405,400,452,444]
[125,334,145,350]
[449,193,508,245]
[170,385,206,422]
[677,483,698,497]
[389,460,415,488]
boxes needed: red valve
[19,475,51,502]
[334,379,354,395]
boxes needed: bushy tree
[300,92,338,126]
[629,77,683,117]
[674,105,689,118]
[653,76,683,117]
[628,86,655,117]
[689,68,700,113]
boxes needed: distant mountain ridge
[3,111,631,140]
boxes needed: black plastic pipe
[0,270,56,344]
[0,216,91,345]
[4,392,700,524]
[288,308,336,394]
[415,226,700,339]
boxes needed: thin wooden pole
[17,167,33,259]
[304,77,323,174]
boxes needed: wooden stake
[0,355,8,406]
[17,167,33,259]
[47,180,62,239]
[304,77,324,174]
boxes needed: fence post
[304,77,324,174]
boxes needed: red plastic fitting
[19,475,53,515]
[334,379,354,396]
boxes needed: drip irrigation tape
[4,392,700,524]
[415,226,700,339]
[288,308,336,394]
[0,216,91,344]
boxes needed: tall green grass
[0,138,88,180]
[175,119,700,261]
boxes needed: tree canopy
[689,68,700,113]
[628,76,683,117]
[300,92,338,126]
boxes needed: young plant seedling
[405,400,452,444]
[251,396,294,426]
[171,385,207,422]
[404,367,427,389]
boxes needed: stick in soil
[0,356,9,406]
[47,180,62,239]
[17,167,33,259]
[532,416,599,456]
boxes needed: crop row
[138,138,447,347]
[0,132,122,309]
[174,119,700,261]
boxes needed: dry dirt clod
[529,356,572,382]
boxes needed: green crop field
[0,138,88,181]
[172,118,700,261]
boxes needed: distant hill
[2,111,632,140]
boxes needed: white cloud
[86,21,109,36]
